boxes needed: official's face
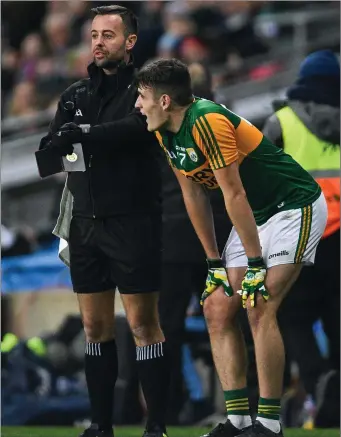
[136,87,169,132]
[91,14,136,70]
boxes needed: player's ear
[160,94,171,111]
[126,34,137,51]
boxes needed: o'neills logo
[269,250,289,259]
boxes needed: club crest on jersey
[186,148,198,162]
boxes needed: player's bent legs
[203,277,246,391]
[203,269,253,430]
[246,263,302,399]
[121,292,170,434]
[77,290,118,433]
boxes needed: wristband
[247,256,265,268]
[207,258,223,269]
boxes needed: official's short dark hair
[91,5,138,36]
[136,59,193,107]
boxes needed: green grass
[1,427,339,437]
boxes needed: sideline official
[39,6,169,437]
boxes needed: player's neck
[167,104,191,133]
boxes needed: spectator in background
[7,81,39,117]
[263,49,340,429]
[16,33,44,82]
[156,11,195,58]
[179,37,209,65]
[1,224,36,257]
[188,62,214,101]
[68,1,92,47]
[43,12,71,71]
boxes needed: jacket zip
[88,76,119,218]
[88,97,104,218]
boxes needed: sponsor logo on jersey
[186,148,198,162]
[268,250,289,259]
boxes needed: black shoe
[200,419,254,437]
[79,424,114,437]
[142,426,168,437]
[253,420,283,436]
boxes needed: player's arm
[194,112,268,307]
[173,168,219,259]
[173,168,233,301]
[194,112,261,258]
[213,163,262,259]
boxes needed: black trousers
[158,261,207,422]
[278,230,340,396]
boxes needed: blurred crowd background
[1,0,340,432]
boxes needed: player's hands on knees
[200,258,233,305]
[238,257,269,308]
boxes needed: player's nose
[135,97,141,109]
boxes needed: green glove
[200,258,233,305]
[239,257,269,308]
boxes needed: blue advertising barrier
[1,240,72,294]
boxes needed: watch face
[62,143,86,172]
[66,153,78,162]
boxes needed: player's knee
[246,300,276,332]
[82,317,114,343]
[203,292,237,332]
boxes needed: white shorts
[222,193,328,268]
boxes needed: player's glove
[50,123,82,156]
[200,258,233,305]
[238,257,269,308]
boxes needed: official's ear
[126,34,137,52]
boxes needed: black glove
[50,123,82,156]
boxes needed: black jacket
[39,60,161,218]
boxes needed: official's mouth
[94,51,106,59]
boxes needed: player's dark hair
[136,58,194,107]
[91,5,139,36]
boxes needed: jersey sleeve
[191,113,238,169]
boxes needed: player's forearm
[224,191,262,259]
[182,188,220,259]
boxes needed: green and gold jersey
[155,98,321,225]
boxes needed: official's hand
[200,258,233,305]
[238,257,269,308]
[50,123,82,156]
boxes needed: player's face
[91,14,136,70]
[135,87,169,132]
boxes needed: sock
[84,339,118,431]
[224,387,252,429]
[136,341,170,432]
[257,397,281,433]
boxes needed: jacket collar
[87,55,135,94]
